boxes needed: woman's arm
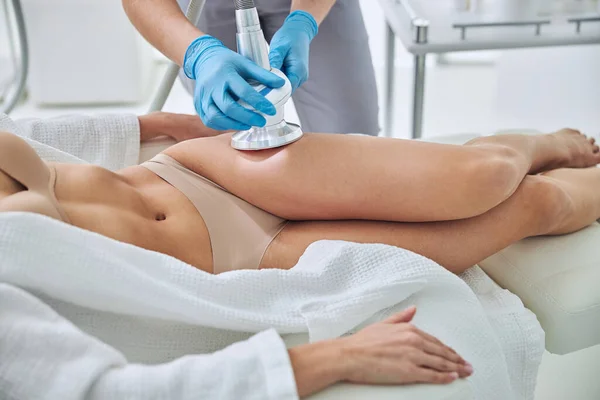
[122,0,204,65]
[9,112,218,170]
[291,0,337,25]
[139,112,222,142]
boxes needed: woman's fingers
[419,337,466,365]
[413,326,457,353]
[382,306,417,324]
[404,325,466,365]
[413,368,460,385]
[347,317,474,386]
[416,353,473,378]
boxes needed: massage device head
[232,69,303,150]
[230,0,303,151]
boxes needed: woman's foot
[468,129,600,175]
[548,129,600,170]
[538,167,600,235]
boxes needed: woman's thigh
[260,176,548,274]
[166,133,512,222]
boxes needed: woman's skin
[165,128,600,273]
[1,115,600,395]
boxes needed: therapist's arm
[291,0,337,24]
[122,0,204,65]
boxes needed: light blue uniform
[178,0,380,135]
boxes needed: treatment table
[140,131,600,400]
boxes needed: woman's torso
[0,162,214,272]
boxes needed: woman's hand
[289,306,473,398]
[339,306,473,386]
[138,112,224,143]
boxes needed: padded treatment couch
[140,131,600,400]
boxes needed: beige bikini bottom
[141,154,288,273]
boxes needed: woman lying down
[1,111,600,398]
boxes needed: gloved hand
[268,10,319,93]
[183,35,286,131]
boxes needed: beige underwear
[142,154,288,273]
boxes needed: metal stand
[453,20,550,40]
[383,23,396,138]
[569,16,600,33]
[0,0,29,115]
[383,0,430,139]
[411,20,428,139]
[411,54,426,139]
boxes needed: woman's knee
[459,144,526,216]
[516,175,573,235]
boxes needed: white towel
[0,214,544,400]
[0,113,140,168]
[0,113,544,400]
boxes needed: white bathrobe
[0,113,545,400]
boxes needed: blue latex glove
[268,10,319,93]
[183,35,286,131]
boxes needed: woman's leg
[168,129,600,222]
[261,167,600,274]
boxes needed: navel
[155,212,167,221]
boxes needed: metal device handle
[234,0,270,70]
